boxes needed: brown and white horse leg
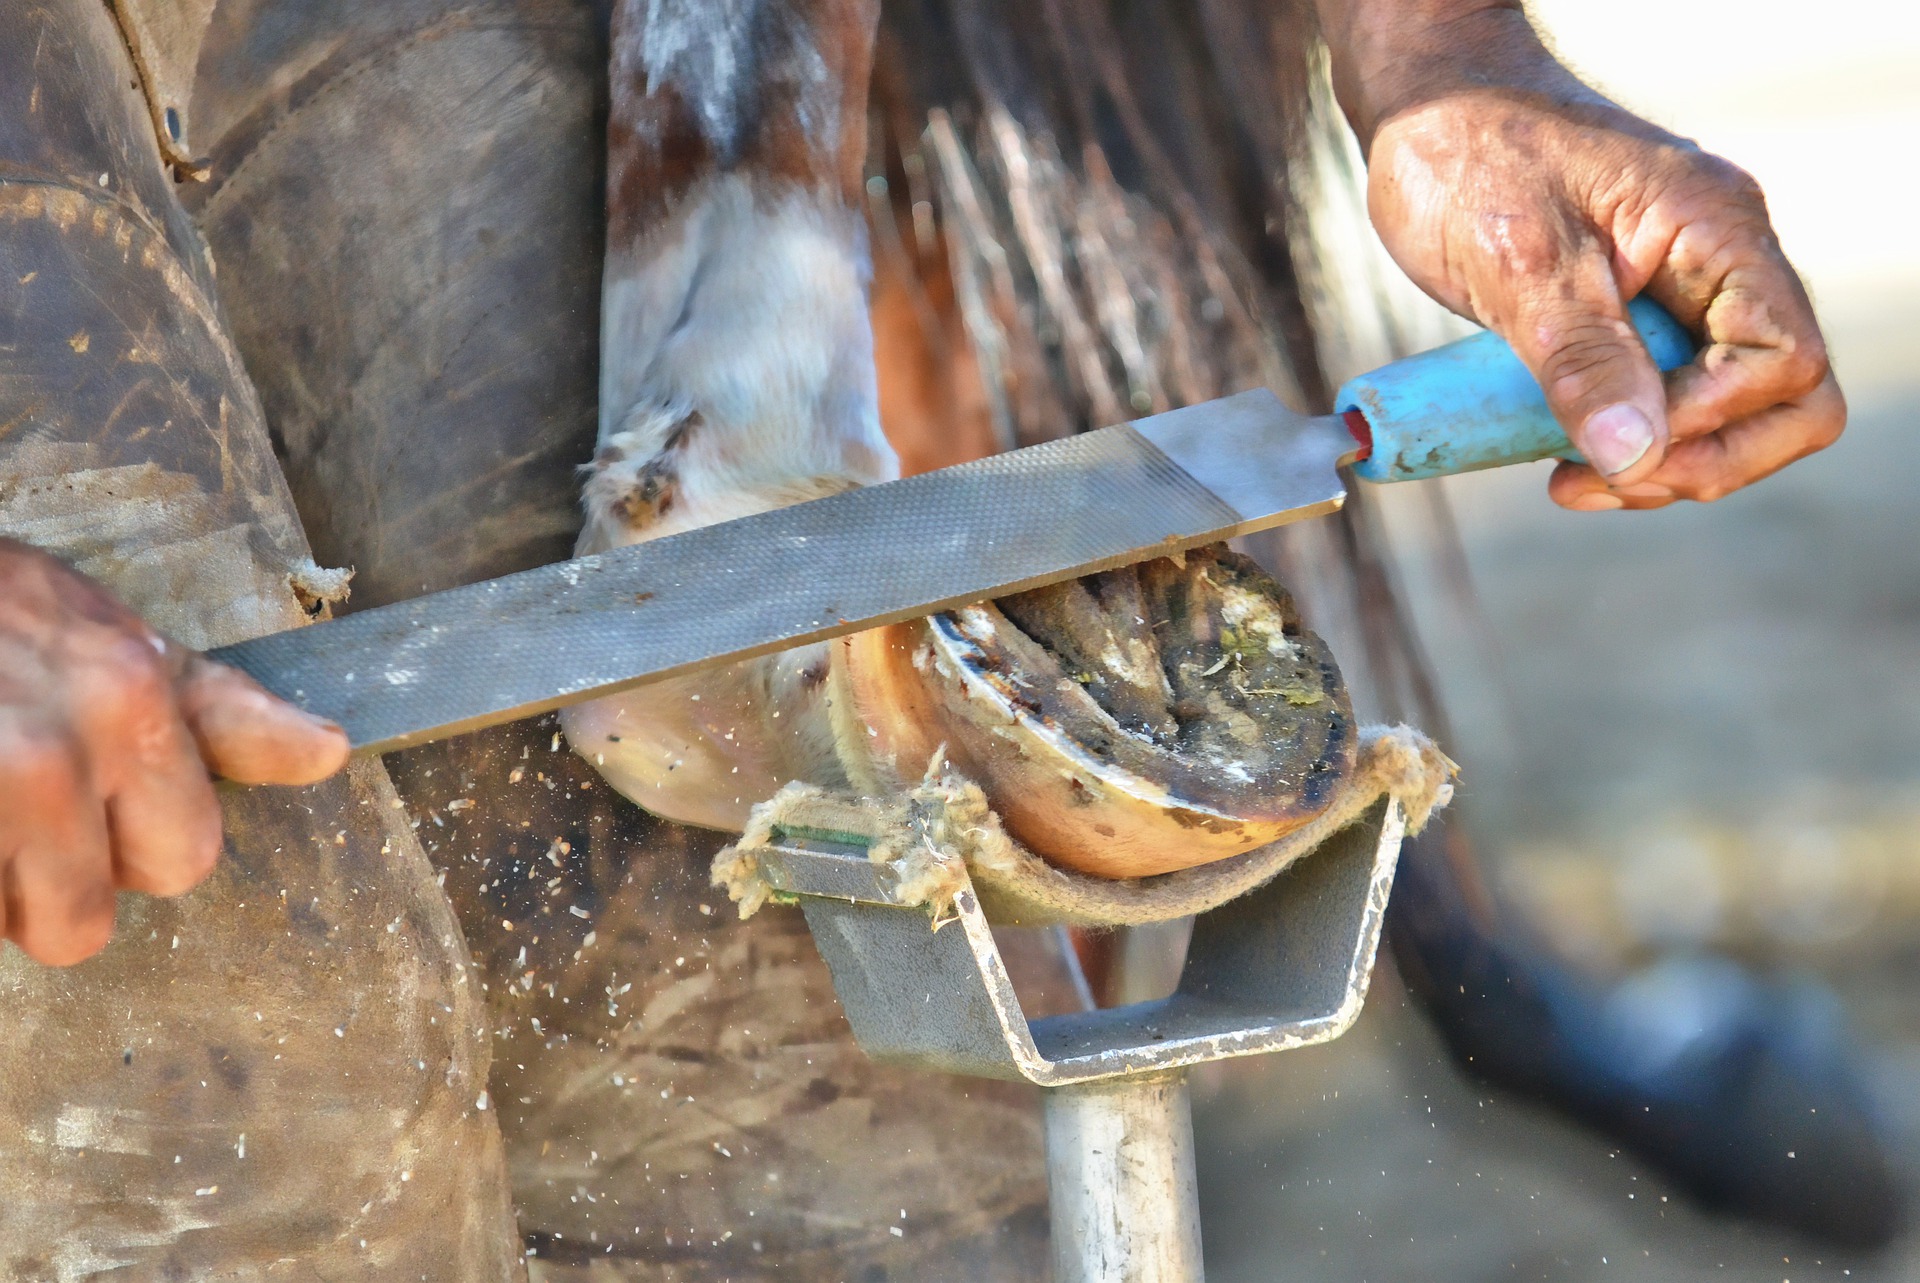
[567,1,1362,881]
[562,0,892,831]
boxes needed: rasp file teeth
[215,421,1247,753]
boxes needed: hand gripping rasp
[212,301,1691,753]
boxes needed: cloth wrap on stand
[715,725,1455,929]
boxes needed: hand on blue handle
[1335,298,1696,484]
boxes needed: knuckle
[116,771,225,896]
[85,638,191,770]
[1777,338,1831,400]
[152,820,225,896]
[1695,154,1767,206]
[92,635,171,710]
[0,728,83,801]
[21,889,115,968]
[1536,318,1637,406]
[1486,218,1569,282]
[1804,404,1846,452]
[67,895,116,958]
[25,922,112,967]
[1667,148,1769,216]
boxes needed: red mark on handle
[1341,408,1374,461]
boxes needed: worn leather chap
[174,0,1071,1278]
[0,0,522,1278]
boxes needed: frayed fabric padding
[714,724,1455,928]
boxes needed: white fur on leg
[582,173,896,552]
[564,174,898,831]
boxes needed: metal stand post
[1045,1071,1203,1283]
[754,799,1407,1283]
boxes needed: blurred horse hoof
[1391,824,1905,1249]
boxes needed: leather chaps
[0,1,1073,1277]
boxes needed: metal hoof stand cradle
[755,800,1408,1283]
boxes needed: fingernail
[1613,482,1674,500]
[1582,404,1656,477]
[303,711,347,737]
[1569,492,1625,512]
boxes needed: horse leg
[564,0,892,832]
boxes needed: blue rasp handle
[1335,298,1695,484]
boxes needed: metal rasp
[211,301,1692,754]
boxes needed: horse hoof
[831,545,1357,879]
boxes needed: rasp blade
[211,389,1354,753]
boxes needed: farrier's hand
[0,539,349,965]
[1315,1,1844,509]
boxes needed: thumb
[1498,267,1670,484]
[174,653,352,785]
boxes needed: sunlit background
[1432,0,1920,996]
[1385,0,1920,986]
[1199,3,1920,1277]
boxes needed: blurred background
[1195,2,1920,1277]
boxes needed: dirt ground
[1194,970,1910,1283]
